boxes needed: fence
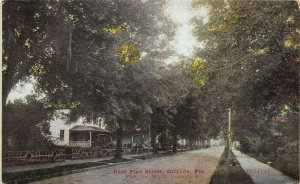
[70,148,116,159]
[3,147,153,166]
[3,149,66,165]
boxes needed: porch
[69,125,112,148]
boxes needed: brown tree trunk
[151,131,158,154]
[115,121,123,159]
[172,134,178,152]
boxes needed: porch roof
[69,125,111,133]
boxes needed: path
[233,149,298,184]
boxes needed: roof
[123,129,148,136]
[69,125,111,133]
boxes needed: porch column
[68,131,71,146]
[89,131,92,147]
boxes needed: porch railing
[69,141,90,147]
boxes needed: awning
[69,125,111,133]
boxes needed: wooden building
[69,125,112,147]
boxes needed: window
[60,130,65,141]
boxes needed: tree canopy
[3,0,299,170]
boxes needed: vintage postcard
[2,0,299,183]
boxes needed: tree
[3,0,175,157]
[2,1,48,105]
[3,95,54,150]
[192,0,299,166]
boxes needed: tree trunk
[115,121,123,159]
[189,139,193,150]
[2,71,14,107]
[172,134,178,152]
[151,131,158,154]
[2,84,10,107]
[66,24,72,72]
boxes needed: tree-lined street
[2,0,299,183]
[32,147,224,184]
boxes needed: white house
[49,110,111,147]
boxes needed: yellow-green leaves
[24,38,31,48]
[103,23,128,34]
[189,58,206,87]
[29,63,45,77]
[281,104,291,115]
[286,16,295,23]
[254,48,269,56]
[284,39,299,49]
[284,39,293,47]
[248,47,269,56]
[103,23,141,65]
[190,58,205,70]
[115,41,141,65]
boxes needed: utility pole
[228,108,231,156]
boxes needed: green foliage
[5,0,298,163]
[115,41,141,65]
[193,0,299,177]
[193,0,299,141]
[3,95,54,150]
[3,0,174,156]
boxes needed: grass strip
[209,150,254,184]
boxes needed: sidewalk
[2,153,148,173]
[233,149,298,184]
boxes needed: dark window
[60,130,65,141]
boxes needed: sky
[7,77,37,103]
[7,0,208,102]
[164,0,208,64]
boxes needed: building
[49,110,112,147]
[68,125,112,147]
[122,129,150,148]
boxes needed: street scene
[2,0,299,184]
[32,147,224,184]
